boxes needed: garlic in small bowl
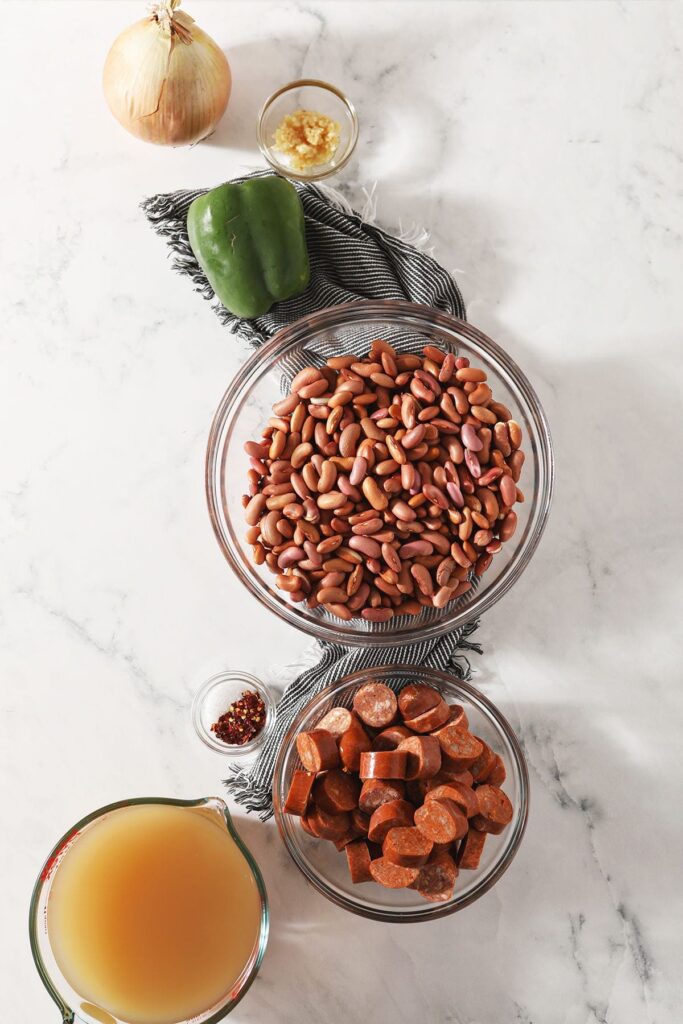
[257,80,359,181]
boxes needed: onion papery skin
[103,16,231,146]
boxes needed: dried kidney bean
[243,341,525,620]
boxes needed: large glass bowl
[206,300,553,647]
[272,665,529,922]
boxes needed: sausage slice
[369,856,420,889]
[351,807,370,835]
[367,798,414,844]
[415,799,468,844]
[412,852,458,902]
[426,781,479,819]
[433,765,474,786]
[346,839,373,883]
[484,753,506,787]
[434,724,483,770]
[402,698,451,734]
[359,750,408,780]
[471,785,513,834]
[358,777,405,814]
[317,706,353,738]
[397,735,442,780]
[314,769,361,814]
[371,725,413,751]
[284,769,316,816]
[334,830,361,851]
[296,729,340,772]
[300,813,319,838]
[338,712,372,772]
[308,804,351,841]
[469,737,496,782]
[457,828,487,869]
[398,683,442,719]
[383,826,433,867]
[353,682,398,729]
[446,704,469,730]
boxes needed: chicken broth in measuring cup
[46,802,263,1024]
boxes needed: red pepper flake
[211,690,266,746]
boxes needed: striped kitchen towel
[142,170,480,818]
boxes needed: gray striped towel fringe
[142,170,480,818]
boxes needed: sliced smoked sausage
[296,729,340,772]
[371,725,413,751]
[426,781,480,819]
[434,724,483,771]
[300,813,318,838]
[313,769,361,814]
[334,830,361,851]
[403,698,451,734]
[469,737,496,782]
[338,712,372,772]
[367,798,414,844]
[457,828,487,869]
[383,826,433,867]
[353,682,398,729]
[346,839,373,883]
[397,735,442,780]
[289,684,512,903]
[398,683,442,720]
[415,799,468,844]
[471,785,513,835]
[445,704,469,730]
[284,769,316,816]
[433,764,474,786]
[369,856,420,889]
[484,753,506,787]
[308,804,351,841]
[358,778,405,814]
[317,706,353,738]
[351,807,370,835]
[412,852,458,902]
[359,750,408,780]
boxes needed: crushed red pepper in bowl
[192,670,274,754]
[211,690,266,746]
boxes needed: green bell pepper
[187,176,310,319]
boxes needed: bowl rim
[256,78,360,182]
[206,299,554,646]
[271,665,530,922]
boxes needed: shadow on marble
[205,38,314,155]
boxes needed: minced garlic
[273,109,341,171]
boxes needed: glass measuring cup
[29,796,268,1024]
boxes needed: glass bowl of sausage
[272,665,529,922]
[206,299,553,647]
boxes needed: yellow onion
[103,1,231,146]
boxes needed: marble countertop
[2,2,682,1021]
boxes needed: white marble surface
[2,1,682,1021]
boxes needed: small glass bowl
[256,79,359,181]
[272,665,529,922]
[206,299,554,648]
[192,671,275,755]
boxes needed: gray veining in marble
[1,2,682,1022]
